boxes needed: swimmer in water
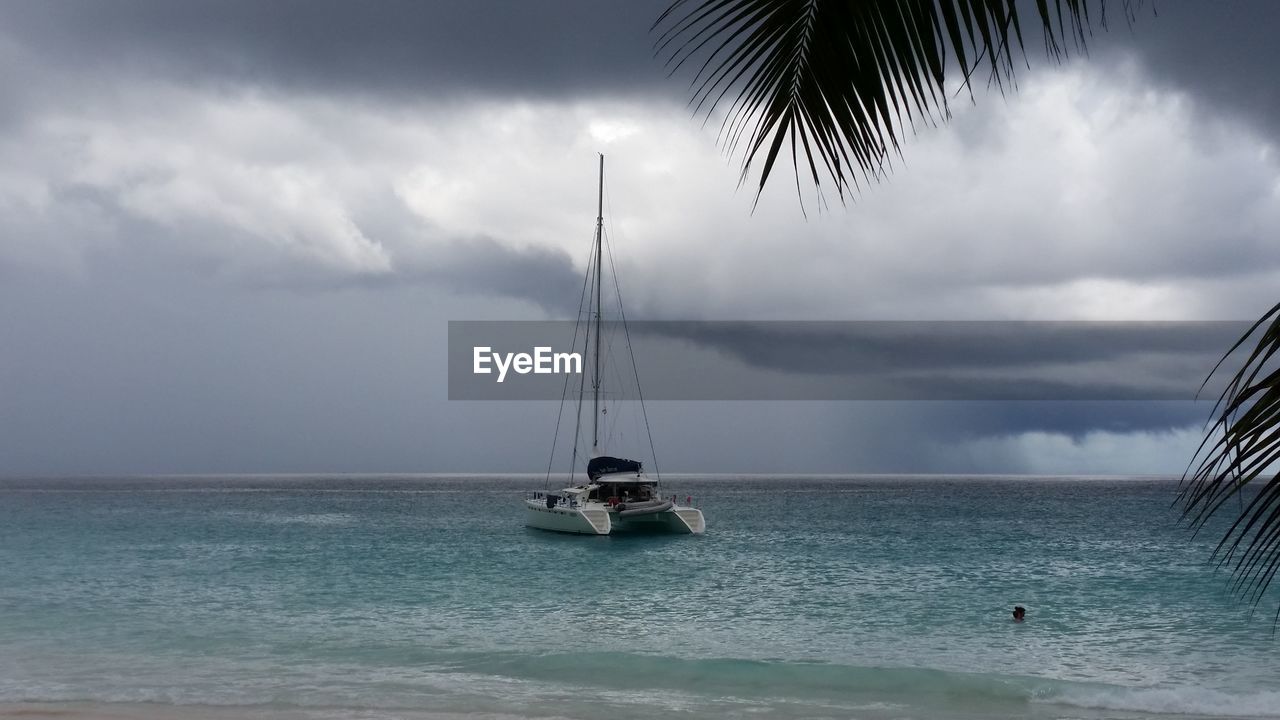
[1012,606,1026,623]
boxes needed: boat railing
[528,491,579,509]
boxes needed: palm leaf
[653,0,1126,208]
[1180,302,1280,616]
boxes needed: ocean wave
[458,651,1024,699]
[4,654,1279,720]
[445,651,1280,718]
[1047,684,1280,718]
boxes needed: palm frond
[653,0,1120,209]
[1180,302,1280,615]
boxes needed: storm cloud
[449,320,1251,400]
[0,0,672,103]
[0,1,1277,475]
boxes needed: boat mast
[592,154,604,451]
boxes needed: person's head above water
[1012,606,1026,622]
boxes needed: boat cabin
[584,476,657,504]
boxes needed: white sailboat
[525,155,705,536]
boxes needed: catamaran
[525,155,705,536]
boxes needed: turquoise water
[0,475,1277,719]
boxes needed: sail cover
[588,455,642,479]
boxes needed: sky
[2,0,1279,476]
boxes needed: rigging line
[568,235,598,485]
[606,334,629,402]
[601,222,662,486]
[600,311,627,397]
[600,177,657,468]
[544,228,598,489]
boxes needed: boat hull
[525,499,704,536]
[524,500,611,534]
[614,506,705,534]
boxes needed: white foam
[1047,685,1280,718]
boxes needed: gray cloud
[425,237,581,316]
[5,0,1278,137]
[4,0,1278,146]
[1096,0,1280,139]
[0,169,579,315]
[449,320,1248,401]
[0,0,1274,475]
[0,0,674,102]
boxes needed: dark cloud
[448,320,1249,400]
[425,237,581,317]
[1075,0,1280,138]
[652,320,1245,375]
[0,0,1270,475]
[3,0,1278,141]
[0,0,675,101]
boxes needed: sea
[1,475,1277,720]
